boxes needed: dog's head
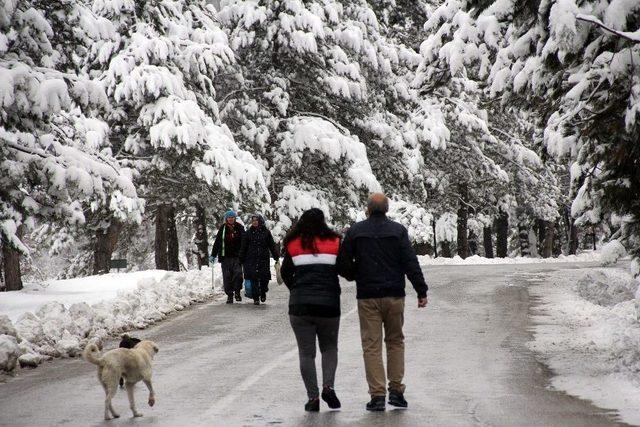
[136,340,159,358]
[119,334,142,349]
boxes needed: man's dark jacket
[211,222,244,260]
[338,212,428,299]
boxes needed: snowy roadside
[419,250,603,265]
[0,266,223,374]
[528,265,640,425]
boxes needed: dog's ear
[153,344,159,353]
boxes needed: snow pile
[0,267,222,372]
[599,240,627,266]
[576,269,638,306]
[0,335,20,372]
[420,251,604,266]
[529,266,640,425]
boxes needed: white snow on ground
[0,266,222,372]
[420,250,603,265]
[529,265,640,425]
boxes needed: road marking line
[202,305,359,419]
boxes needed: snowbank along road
[0,263,628,426]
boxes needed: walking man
[338,193,428,411]
[211,210,245,304]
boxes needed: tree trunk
[432,220,438,258]
[167,206,180,272]
[516,209,530,257]
[0,245,4,291]
[93,220,122,275]
[483,226,494,258]
[1,230,23,291]
[456,183,469,259]
[194,204,209,269]
[440,241,452,258]
[468,230,478,255]
[569,220,579,255]
[155,204,169,270]
[495,210,508,258]
[537,219,546,255]
[591,227,597,251]
[541,220,554,258]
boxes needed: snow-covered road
[0,263,628,426]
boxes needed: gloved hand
[209,255,216,264]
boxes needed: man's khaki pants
[357,297,405,396]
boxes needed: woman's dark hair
[283,208,340,253]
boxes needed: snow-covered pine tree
[420,0,639,265]
[412,0,569,258]
[0,0,142,289]
[218,0,429,236]
[86,0,268,270]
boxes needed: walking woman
[210,210,245,304]
[280,208,342,412]
[239,214,279,305]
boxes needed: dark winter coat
[281,236,341,316]
[338,212,428,299]
[239,219,279,281]
[211,222,244,260]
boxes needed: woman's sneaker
[321,387,341,409]
[388,391,408,408]
[304,398,320,412]
[366,396,386,411]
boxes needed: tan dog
[83,340,158,420]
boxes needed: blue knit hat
[223,210,237,220]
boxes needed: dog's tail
[83,343,104,366]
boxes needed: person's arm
[211,227,223,258]
[268,231,280,260]
[280,249,295,289]
[337,231,355,281]
[399,227,428,299]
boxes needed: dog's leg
[106,384,120,419]
[143,379,156,407]
[126,382,143,417]
[106,377,120,418]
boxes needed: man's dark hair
[283,208,340,253]
[367,193,389,215]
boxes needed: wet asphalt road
[0,263,629,426]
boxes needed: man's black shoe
[321,387,341,409]
[304,398,320,412]
[260,293,266,303]
[366,396,386,412]
[388,391,408,408]
[226,295,233,304]
[234,291,242,302]
[253,300,260,305]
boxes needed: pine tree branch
[290,110,349,134]
[576,14,640,43]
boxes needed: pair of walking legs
[289,315,340,399]
[221,258,242,299]
[253,278,269,303]
[358,297,406,397]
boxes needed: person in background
[281,208,342,412]
[339,193,428,412]
[239,214,279,305]
[210,210,245,304]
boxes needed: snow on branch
[576,14,640,43]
